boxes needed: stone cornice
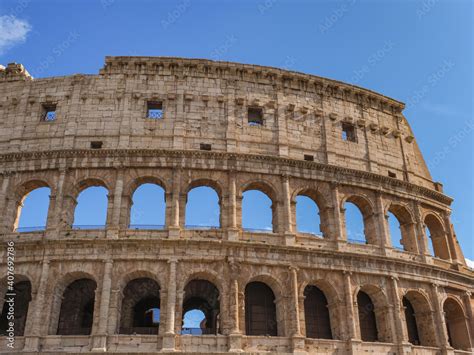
[0,148,453,205]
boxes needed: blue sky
[1,0,472,262]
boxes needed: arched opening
[181,279,220,335]
[129,183,166,229]
[387,205,417,252]
[424,214,450,260]
[402,297,420,345]
[73,186,108,229]
[296,195,322,236]
[242,190,273,232]
[402,291,437,346]
[304,285,332,339]
[119,278,161,334]
[15,187,51,232]
[357,291,378,342]
[57,278,96,335]
[0,281,32,336]
[443,298,471,350]
[185,186,220,229]
[245,281,277,336]
[344,202,366,244]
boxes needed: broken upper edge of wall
[0,62,33,82]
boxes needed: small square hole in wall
[341,122,357,142]
[304,154,314,161]
[248,107,263,126]
[41,104,57,121]
[200,143,212,151]
[147,101,163,119]
[90,141,103,149]
[388,171,397,178]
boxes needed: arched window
[0,281,31,336]
[185,186,220,229]
[296,195,321,236]
[15,187,51,232]
[402,297,420,345]
[181,279,220,335]
[245,281,277,336]
[57,278,96,335]
[357,291,378,342]
[424,214,450,260]
[344,202,366,244]
[443,298,471,350]
[73,186,108,229]
[242,190,273,232]
[387,211,404,250]
[304,285,332,339]
[130,183,166,229]
[120,278,160,334]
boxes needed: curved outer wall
[0,57,472,354]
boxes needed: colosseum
[0,57,472,355]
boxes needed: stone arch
[240,180,279,233]
[386,203,418,252]
[0,276,32,336]
[355,284,392,343]
[181,278,221,335]
[402,289,437,346]
[424,213,451,260]
[292,187,330,237]
[244,273,285,337]
[10,179,52,232]
[119,277,161,334]
[71,178,110,228]
[184,179,223,228]
[303,284,333,339]
[126,176,167,229]
[48,271,98,335]
[342,194,377,245]
[443,296,471,350]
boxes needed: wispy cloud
[0,15,31,55]
[466,258,474,270]
[420,102,468,118]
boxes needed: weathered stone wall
[0,57,472,354]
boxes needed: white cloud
[0,15,31,55]
[466,258,474,269]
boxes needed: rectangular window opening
[304,154,314,161]
[147,101,163,119]
[342,122,356,142]
[388,171,397,178]
[248,107,263,126]
[200,143,212,151]
[41,104,57,121]
[90,141,103,149]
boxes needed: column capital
[167,257,179,264]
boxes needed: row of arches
[1,276,471,350]
[14,181,451,259]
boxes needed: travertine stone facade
[0,57,472,354]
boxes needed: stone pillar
[107,169,124,238]
[228,261,242,352]
[0,172,12,233]
[389,277,410,352]
[23,259,50,352]
[462,292,474,351]
[169,168,181,238]
[282,175,295,246]
[412,201,430,261]
[289,266,305,353]
[227,172,239,241]
[442,211,461,265]
[91,260,113,352]
[331,183,345,247]
[374,192,391,253]
[429,284,451,352]
[343,271,356,340]
[47,169,66,233]
[162,258,178,351]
